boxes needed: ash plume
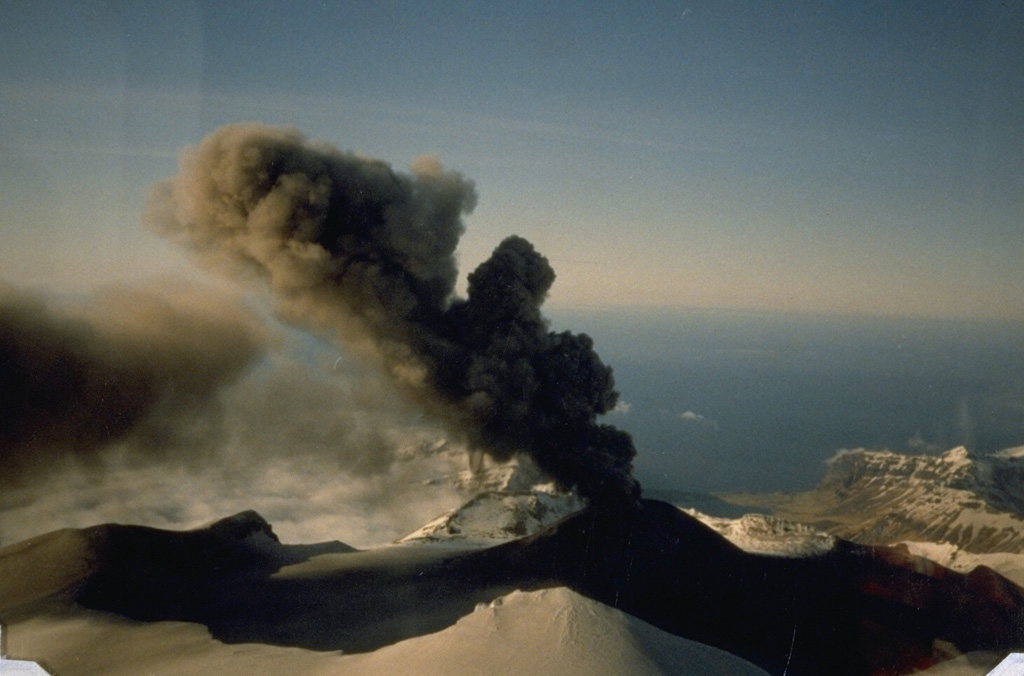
[0,282,268,479]
[147,123,640,506]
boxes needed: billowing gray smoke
[0,283,268,479]
[147,124,640,506]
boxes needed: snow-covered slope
[346,587,773,676]
[727,446,1024,554]
[396,490,583,546]
[5,588,771,676]
[896,541,1024,588]
[397,457,585,546]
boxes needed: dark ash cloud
[0,283,471,546]
[146,123,640,506]
[0,282,268,479]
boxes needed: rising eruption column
[147,123,641,507]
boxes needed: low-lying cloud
[0,281,471,546]
[0,448,467,548]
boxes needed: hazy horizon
[555,305,1024,493]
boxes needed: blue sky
[2,0,1022,319]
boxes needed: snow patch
[993,445,1024,459]
[898,541,1024,587]
[0,627,51,675]
[396,490,583,547]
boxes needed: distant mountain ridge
[726,446,1024,553]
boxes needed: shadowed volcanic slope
[4,502,1024,676]
[492,500,1024,675]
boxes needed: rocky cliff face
[730,446,1024,553]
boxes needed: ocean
[553,307,1024,494]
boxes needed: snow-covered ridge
[450,588,771,676]
[823,445,1024,515]
[685,510,836,557]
